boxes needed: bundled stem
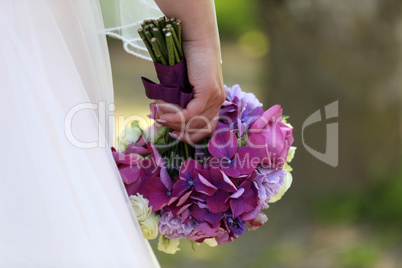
[166,32,175,66]
[139,17,192,171]
[168,26,183,58]
[151,37,167,65]
[138,16,183,65]
[137,29,157,62]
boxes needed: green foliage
[215,0,259,39]
[313,166,402,231]
[339,244,380,268]
[313,194,361,225]
[360,169,402,228]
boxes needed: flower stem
[184,143,190,159]
[168,27,183,58]
[138,29,158,62]
[138,17,183,65]
[176,20,182,45]
[158,17,166,28]
[144,30,153,43]
[151,37,167,65]
[166,32,175,66]
[152,28,168,58]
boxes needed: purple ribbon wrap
[141,58,193,108]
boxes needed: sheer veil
[100,0,218,61]
[100,0,163,61]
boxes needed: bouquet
[112,17,296,254]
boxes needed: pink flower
[112,137,152,196]
[245,212,268,231]
[248,105,294,169]
[140,168,173,212]
[188,223,226,243]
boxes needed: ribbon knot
[141,58,193,108]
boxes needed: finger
[160,120,187,131]
[161,108,219,133]
[169,116,218,144]
[154,109,160,120]
[155,100,182,116]
[159,97,207,124]
[154,100,182,124]
[185,106,220,131]
[181,119,218,144]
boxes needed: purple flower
[148,102,158,120]
[163,199,193,218]
[139,144,173,212]
[248,105,294,169]
[140,170,173,212]
[214,228,238,245]
[253,169,286,209]
[112,137,159,196]
[191,203,223,228]
[112,148,143,196]
[226,180,259,219]
[159,211,198,239]
[196,167,237,214]
[218,85,264,136]
[169,159,202,205]
[224,214,245,236]
[188,223,226,243]
[208,130,260,177]
[240,202,263,222]
[189,211,244,245]
[125,136,153,155]
[224,84,263,111]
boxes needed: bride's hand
[154,0,225,144]
[155,38,225,144]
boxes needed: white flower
[270,146,295,203]
[143,124,166,144]
[287,146,296,163]
[269,172,293,203]
[117,121,143,152]
[203,238,218,247]
[140,213,160,240]
[283,163,293,173]
[130,194,153,222]
[158,235,180,254]
[281,116,293,128]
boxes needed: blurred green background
[104,0,402,267]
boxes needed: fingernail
[169,132,179,139]
[156,119,167,124]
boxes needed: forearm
[154,0,219,48]
[155,0,225,143]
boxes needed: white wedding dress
[0,0,163,266]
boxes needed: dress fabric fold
[0,0,159,267]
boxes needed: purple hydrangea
[253,169,286,209]
[218,85,264,136]
[208,130,259,178]
[224,84,262,111]
[159,211,198,239]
